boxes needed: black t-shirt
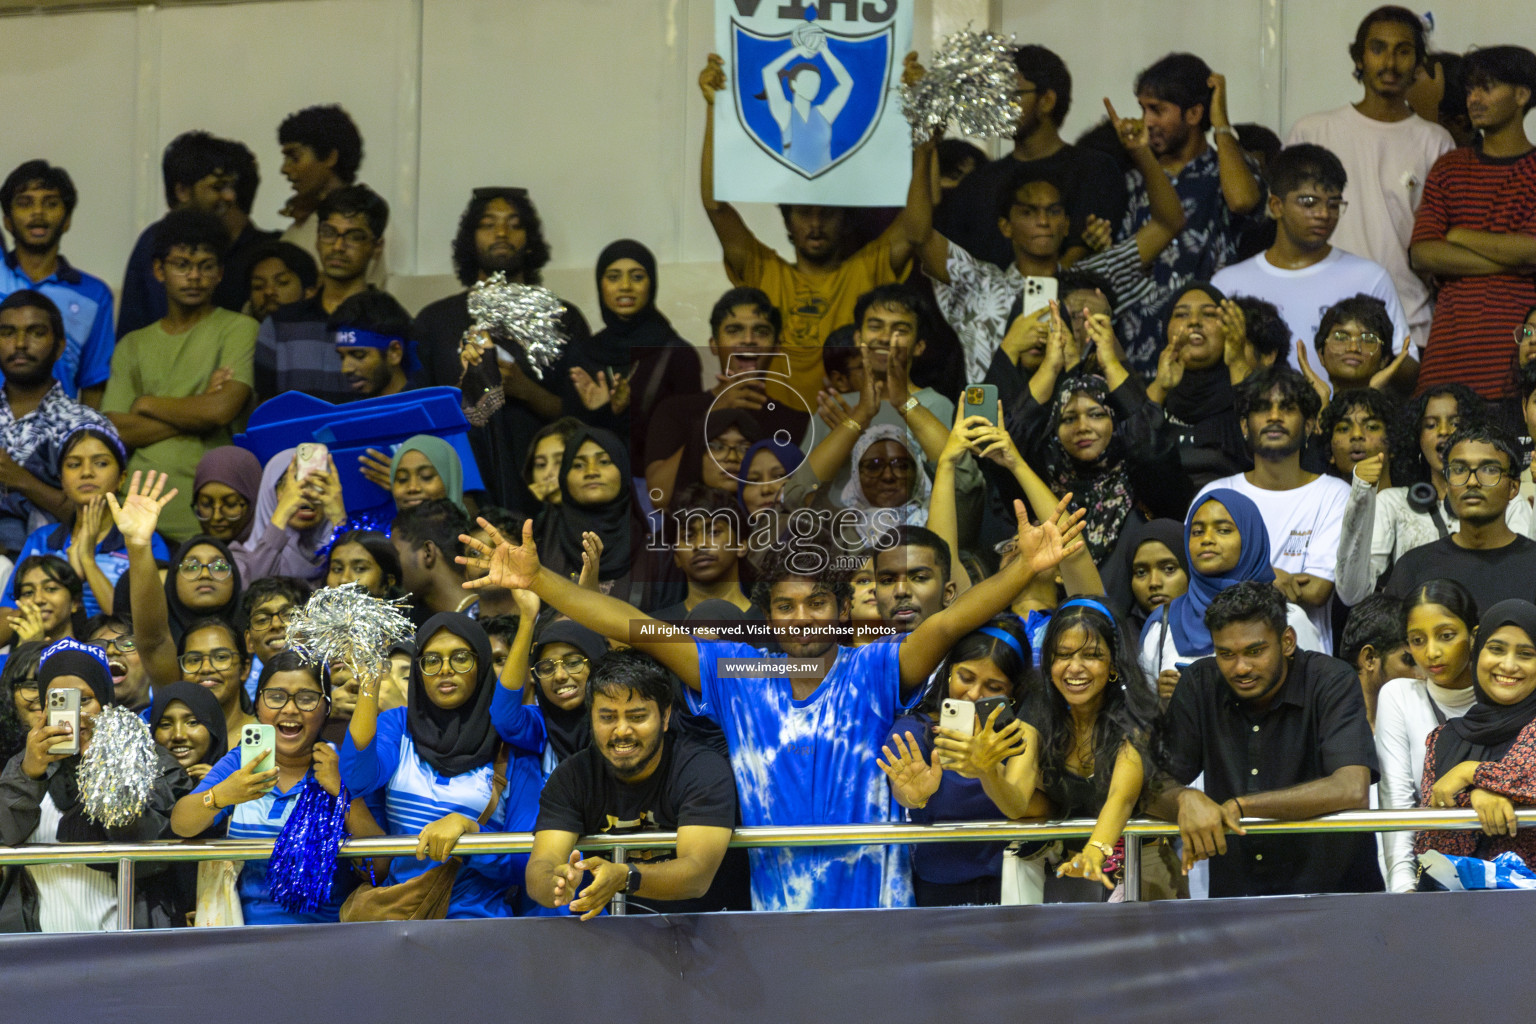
[1161,650,1384,898]
[934,144,1129,269]
[536,733,739,914]
[1383,535,1536,606]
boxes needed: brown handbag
[339,744,510,923]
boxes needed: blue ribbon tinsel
[268,774,351,915]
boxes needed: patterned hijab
[1047,374,1134,564]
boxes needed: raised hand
[1207,72,1231,129]
[1294,342,1331,409]
[358,448,394,491]
[1012,495,1087,576]
[313,455,347,525]
[900,51,925,87]
[460,517,541,592]
[699,53,726,105]
[12,601,45,644]
[1103,97,1150,151]
[884,335,913,409]
[1218,299,1252,374]
[576,531,604,590]
[208,758,281,808]
[934,710,1027,778]
[569,367,614,411]
[511,586,541,621]
[1147,337,1187,403]
[877,731,943,809]
[1081,215,1113,254]
[105,470,178,549]
[1369,343,1412,391]
[69,496,105,576]
[1354,453,1386,488]
[967,403,1024,471]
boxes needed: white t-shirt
[1286,105,1454,350]
[26,791,118,933]
[1211,247,1411,376]
[1194,473,1351,652]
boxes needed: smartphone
[1021,276,1058,320]
[973,695,1015,732]
[46,688,80,756]
[939,698,976,737]
[294,442,329,482]
[963,384,1000,427]
[240,723,276,771]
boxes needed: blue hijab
[1161,489,1274,657]
[735,437,805,512]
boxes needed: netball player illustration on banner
[732,8,895,181]
[757,22,854,175]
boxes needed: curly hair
[450,188,550,287]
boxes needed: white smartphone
[1021,276,1058,320]
[240,723,276,771]
[294,442,329,482]
[939,698,976,737]
[47,688,80,756]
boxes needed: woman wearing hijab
[1113,519,1189,637]
[1142,283,1253,490]
[662,409,763,512]
[150,681,231,785]
[838,423,932,547]
[192,447,264,545]
[0,639,190,931]
[507,618,607,777]
[231,448,348,584]
[342,612,545,918]
[163,534,244,643]
[1138,489,1324,694]
[566,239,701,439]
[1415,599,1536,879]
[387,435,466,513]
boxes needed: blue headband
[977,626,1028,662]
[333,327,422,374]
[1058,597,1115,621]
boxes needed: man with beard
[0,290,114,553]
[1410,46,1536,403]
[463,499,1085,910]
[332,290,417,399]
[933,45,1127,272]
[527,648,739,918]
[1287,7,1452,355]
[1115,53,1265,375]
[1384,426,1536,606]
[253,184,394,404]
[1192,365,1346,651]
[0,162,115,406]
[873,526,955,634]
[412,188,590,513]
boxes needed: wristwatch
[624,862,642,895]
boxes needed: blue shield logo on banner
[731,17,893,180]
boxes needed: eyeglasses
[91,635,136,654]
[161,258,219,277]
[248,608,292,632]
[194,496,249,521]
[11,682,40,713]
[318,225,373,248]
[418,649,477,676]
[1325,330,1383,351]
[532,654,589,679]
[178,558,232,581]
[1291,195,1348,215]
[1515,326,1536,344]
[179,648,237,673]
[260,688,325,712]
[1446,462,1509,487]
[708,440,752,459]
[858,457,915,476]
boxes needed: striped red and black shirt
[1411,145,1536,398]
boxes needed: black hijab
[531,619,608,765]
[585,239,684,366]
[671,408,763,507]
[539,426,637,579]
[1159,282,1239,426]
[148,681,231,768]
[37,640,125,844]
[164,534,244,641]
[1434,600,1536,778]
[1111,518,1188,633]
[407,613,501,777]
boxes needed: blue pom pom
[268,775,350,915]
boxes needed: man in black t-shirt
[1384,426,1536,606]
[526,649,737,918]
[1149,581,1382,897]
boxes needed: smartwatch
[624,862,642,895]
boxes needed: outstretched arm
[759,46,800,130]
[461,519,703,691]
[105,471,180,685]
[899,496,1085,689]
[699,54,757,280]
[1103,98,1186,266]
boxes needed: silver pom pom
[78,705,160,829]
[285,582,415,678]
[464,272,568,380]
[901,29,1022,143]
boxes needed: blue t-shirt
[192,746,350,926]
[889,713,1007,885]
[691,638,916,911]
[2,523,169,619]
[340,706,544,919]
[0,252,116,397]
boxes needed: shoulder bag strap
[478,743,511,826]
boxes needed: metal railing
[2,808,1520,930]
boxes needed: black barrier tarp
[6,891,1533,1021]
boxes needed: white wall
[3,0,1535,346]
